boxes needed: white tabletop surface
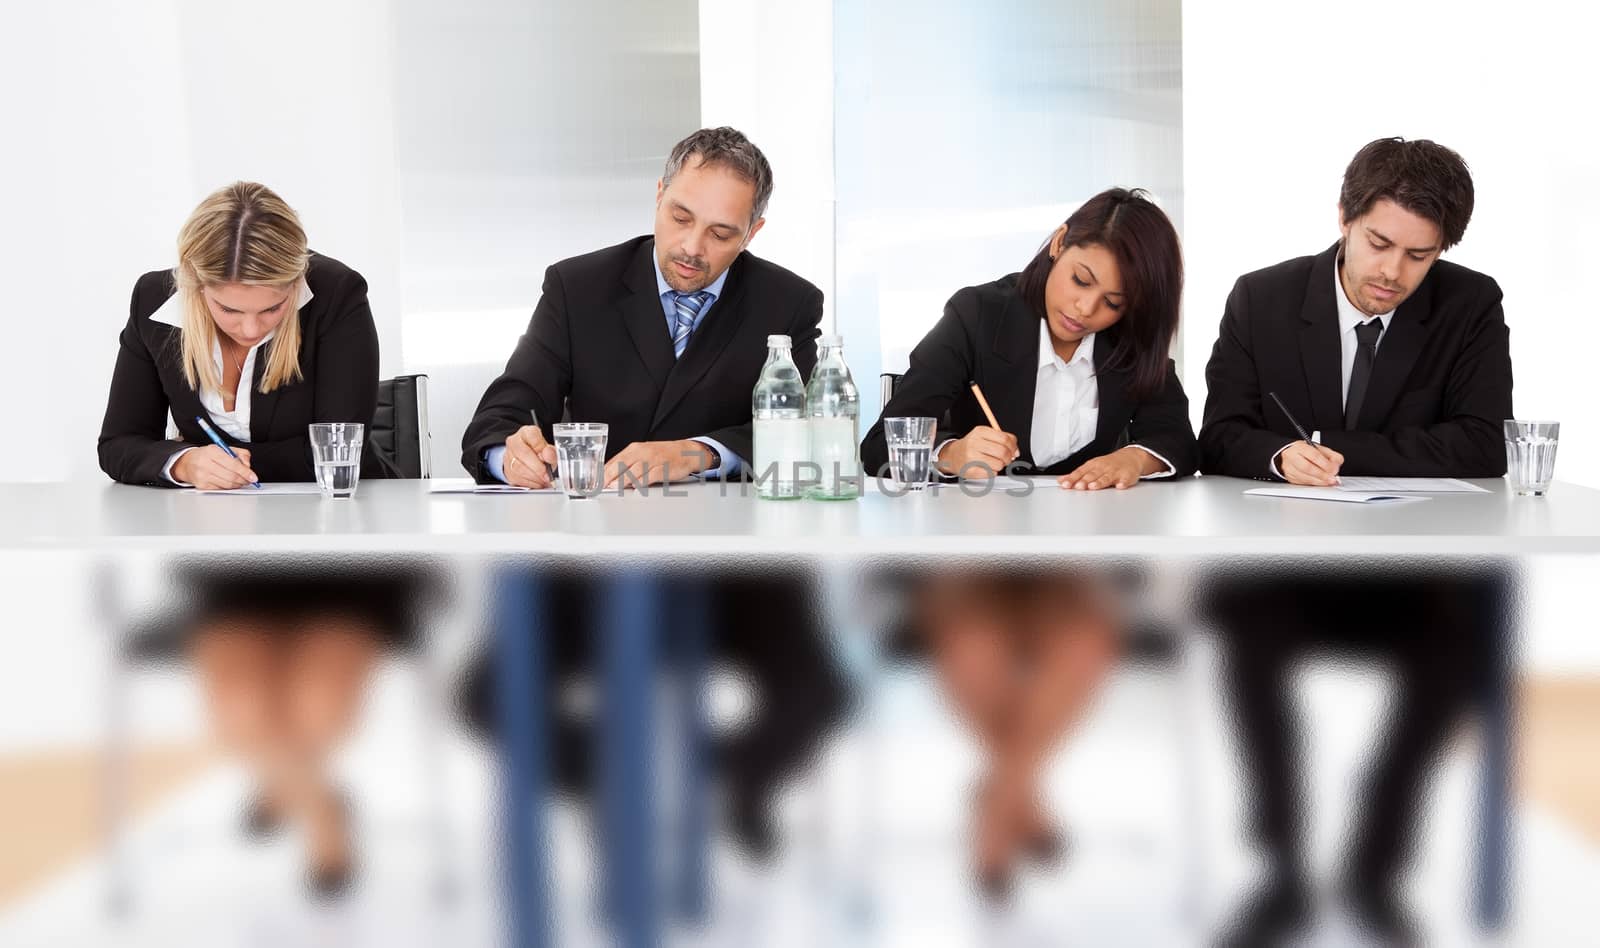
[7,476,1600,557]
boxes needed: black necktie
[1344,318,1384,429]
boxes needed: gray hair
[661,127,773,231]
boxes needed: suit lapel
[984,293,1041,467]
[1297,244,1346,432]
[1353,276,1434,429]
[651,254,749,429]
[619,242,677,393]
[248,346,281,442]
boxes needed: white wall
[0,1,404,483]
[698,0,836,327]
[2,2,187,484]
[1183,0,1600,488]
[387,0,701,475]
[832,0,1183,426]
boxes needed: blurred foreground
[1,554,1597,947]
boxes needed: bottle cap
[819,333,843,347]
[767,334,792,347]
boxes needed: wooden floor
[1519,676,1600,844]
[0,743,217,908]
[1,677,1595,910]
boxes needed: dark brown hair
[1016,187,1182,401]
[1339,137,1475,250]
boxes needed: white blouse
[1030,320,1101,468]
[148,281,313,483]
[934,321,1173,477]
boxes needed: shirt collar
[652,247,730,302]
[149,278,315,329]
[1333,254,1391,335]
[1037,318,1095,371]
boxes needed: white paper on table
[194,482,328,495]
[1244,486,1431,504]
[988,475,1043,492]
[860,474,1038,494]
[428,477,563,495]
[1335,477,1489,493]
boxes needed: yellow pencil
[968,381,1001,429]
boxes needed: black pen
[530,409,558,479]
[1267,391,1339,484]
[1267,391,1319,445]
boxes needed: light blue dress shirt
[485,249,741,483]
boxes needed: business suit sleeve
[860,291,977,475]
[700,282,824,467]
[252,272,380,481]
[1126,358,1198,478]
[460,264,574,482]
[1198,277,1299,477]
[98,282,192,486]
[1318,285,1512,476]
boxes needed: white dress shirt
[1332,266,1390,413]
[1269,260,1390,476]
[1030,321,1102,468]
[936,321,1173,477]
[150,281,314,484]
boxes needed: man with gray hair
[463,125,820,486]
[458,128,844,859]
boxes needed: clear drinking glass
[554,423,608,498]
[882,416,936,491]
[1504,420,1559,496]
[308,423,364,498]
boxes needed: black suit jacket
[1198,242,1512,478]
[860,274,1198,478]
[98,253,386,486]
[460,236,824,481]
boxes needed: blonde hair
[173,182,309,395]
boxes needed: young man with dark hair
[1199,138,1512,945]
[1201,136,1507,483]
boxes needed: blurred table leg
[497,569,550,948]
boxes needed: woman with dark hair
[860,187,1195,901]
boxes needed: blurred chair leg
[102,644,132,917]
[96,555,133,919]
[421,627,457,906]
[1175,630,1209,924]
[669,577,711,925]
[496,569,551,948]
[601,569,659,948]
[851,600,889,932]
[806,564,857,942]
[1475,610,1513,932]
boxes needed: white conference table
[10,475,1598,947]
[9,475,1600,556]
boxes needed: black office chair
[875,373,951,462]
[100,375,456,912]
[372,374,433,479]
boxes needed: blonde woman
[99,181,382,487]
[98,182,403,897]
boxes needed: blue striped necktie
[671,291,711,358]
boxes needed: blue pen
[194,415,261,488]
